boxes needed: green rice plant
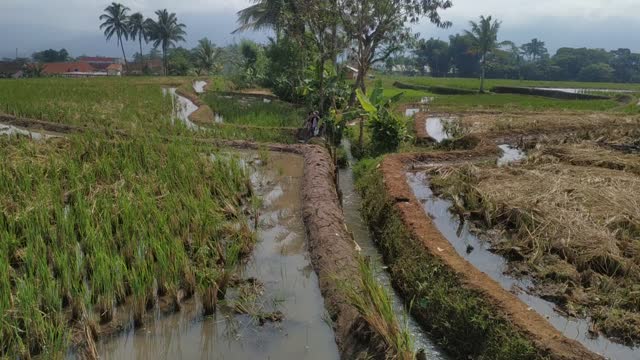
[0,132,257,357]
[340,257,415,360]
[203,93,307,128]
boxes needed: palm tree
[147,9,187,75]
[521,38,548,62]
[465,15,501,93]
[99,2,130,72]
[194,38,220,75]
[233,0,287,37]
[128,12,151,68]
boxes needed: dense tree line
[391,18,640,83]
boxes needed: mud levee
[0,113,82,134]
[174,87,215,125]
[360,151,603,359]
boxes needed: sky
[1,0,640,59]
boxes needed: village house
[78,56,122,71]
[0,61,25,78]
[106,63,123,76]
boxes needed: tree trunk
[139,38,143,69]
[480,58,486,93]
[163,44,167,76]
[318,55,327,116]
[119,36,128,75]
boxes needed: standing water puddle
[162,88,199,130]
[405,108,420,117]
[406,171,639,359]
[425,118,453,142]
[96,152,339,359]
[193,81,207,94]
[339,140,447,359]
[497,144,526,166]
[0,124,58,140]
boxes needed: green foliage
[413,38,450,77]
[31,49,70,63]
[355,82,408,155]
[578,63,615,82]
[203,93,306,128]
[354,162,540,359]
[0,134,255,358]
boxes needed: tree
[578,63,614,82]
[194,38,220,75]
[465,15,501,92]
[341,0,452,102]
[340,0,452,148]
[448,34,479,77]
[234,0,289,39]
[32,49,70,63]
[99,2,130,72]
[147,9,187,75]
[128,12,152,67]
[414,38,450,77]
[521,38,548,62]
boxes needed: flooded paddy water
[406,171,640,359]
[0,123,59,139]
[193,81,208,94]
[162,87,199,129]
[425,117,454,143]
[497,144,526,166]
[339,140,448,359]
[96,151,339,359]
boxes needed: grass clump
[354,159,539,359]
[429,144,640,344]
[203,93,306,128]
[0,133,256,358]
[341,257,415,360]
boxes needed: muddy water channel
[406,171,639,359]
[162,88,199,130]
[339,140,447,359]
[96,152,338,359]
[193,81,207,94]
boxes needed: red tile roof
[43,62,96,75]
[78,56,119,63]
[106,63,123,71]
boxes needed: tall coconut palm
[147,9,187,75]
[99,2,130,72]
[128,12,151,68]
[233,0,287,37]
[194,38,220,75]
[521,38,548,62]
[465,15,501,93]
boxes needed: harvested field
[429,143,640,346]
[459,112,640,140]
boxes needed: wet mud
[407,171,638,359]
[379,152,603,360]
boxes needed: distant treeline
[388,36,640,83]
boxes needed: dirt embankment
[0,113,82,134]
[174,86,215,126]
[380,152,603,360]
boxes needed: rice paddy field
[0,133,255,358]
[370,75,640,113]
[203,93,306,128]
